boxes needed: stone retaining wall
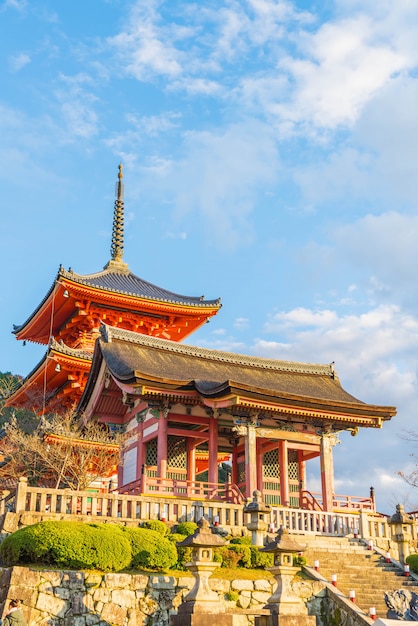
[0,566,329,626]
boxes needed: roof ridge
[49,338,93,361]
[100,324,334,376]
[59,266,221,306]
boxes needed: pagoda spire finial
[104,164,129,272]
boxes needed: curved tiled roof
[60,267,221,307]
[96,326,367,406]
[13,265,221,335]
[78,325,397,423]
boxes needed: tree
[0,372,39,432]
[0,409,124,491]
[397,429,418,510]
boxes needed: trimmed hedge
[406,554,418,574]
[175,522,198,536]
[0,521,131,572]
[140,520,169,536]
[122,527,177,570]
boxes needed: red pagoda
[6,165,221,415]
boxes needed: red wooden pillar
[279,440,289,506]
[231,444,238,485]
[256,439,263,492]
[208,418,218,485]
[187,439,196,483]
[136,421,145,487]
[320,434,335,511]
[298,449,306,507]
[245,423,257,498]
[157,414,168,479]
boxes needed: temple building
[6,165,221,414]
[7,165,397,511]
[77,324,396,510]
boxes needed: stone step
[303,536,416,617]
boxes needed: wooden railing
[121,474,245,504]
[0,478,246,528]
[301,490,375,512]
[0,477,398,541]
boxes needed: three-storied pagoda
[6,165,221,414]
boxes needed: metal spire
[104,164,129,271]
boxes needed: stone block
[129,574,148,589]
[149,575,177,589]
[210,579,230,592]
[238,594,251,609]
[231,579,254,591]
[41,571,62,586]
[63,616,86,626]
[93,588,110,604]
[101,601,127,626]
[251,591,271,604]
[62,571,85,590]
[138,594,158,616]
[36,591,67,617]
[176,577,194,589]
[254,580,272,592]
[9,566,40,588]
[111,588,136,608]
[84,574,103,588]
[103,573,132,588]
[69,592,86,615]
[126,608,145,626]
[54,586,71,600]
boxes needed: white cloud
[165,121,279,248]
[109,1,184,81]
[9,52,30,71]
[233,317,249,330]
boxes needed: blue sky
[1,0,418,513]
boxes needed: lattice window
[146,439,158,466]
[263,448,280,478]
[167,436,186,469]
[288,450,299,481]
[238,462,246,484]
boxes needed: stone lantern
[171,517,237,626]
[243,489,270,546]
[255,527,315,626]
[389,504,415,564]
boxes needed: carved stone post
[389,504,414,564]
[171,518,237,625]
[244,490,270,546]
[255,527,316,626]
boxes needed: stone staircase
[304,537,418,619]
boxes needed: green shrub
[230,536,252,545]
[0,521,131,572]
[217,547,241,568]
[406,554,418,574]
[250,547,274,569]
[225,591,239,602]
[140,520,169,536]
[215,544,251,568]
[213,551,223,564]
[293,554,306,567]
[175,522,197,536]
[122,527,177,570]
[176,545,194,569]
[167,532,187,543]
